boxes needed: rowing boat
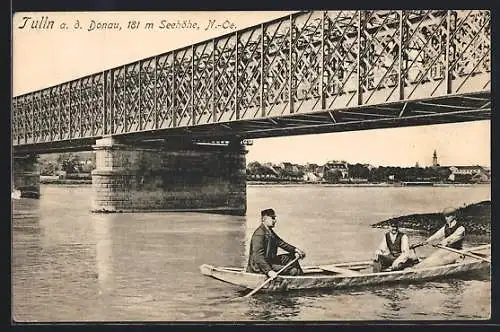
[199,244,490,292]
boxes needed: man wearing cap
[373,222,417,272]
[422,207,465,249]
[246,208,306,278]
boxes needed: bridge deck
[12,10,490,153]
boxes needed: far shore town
[37,150,490,185]
[245,160,490,185]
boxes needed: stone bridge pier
[12,154,40,198]
[91,137,247,215]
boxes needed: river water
[12,184,491,321]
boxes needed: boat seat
[318,265,363,276]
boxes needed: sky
[12,11,491,167]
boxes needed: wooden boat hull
[200,255,489,292]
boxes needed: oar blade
[235,256,300,300]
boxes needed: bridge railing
[12,10,490,146]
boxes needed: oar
[240,256,300,299]
[380,242,428,272]
[410,242,427,250]
[434,244,491,263]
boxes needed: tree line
[39,153,95,176]
[38,155,471,183]
[247,161,453,183]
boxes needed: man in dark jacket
[246,208,306,278]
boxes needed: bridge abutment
[12,154,40,198]
[91,137,247,215]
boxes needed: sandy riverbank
[372,201,491,235]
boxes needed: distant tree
[247,161,262,171]
[324,169,343,183]
[401,167,420,181]
[80,161,95,173]
[58,153,81,173]
[39,159,58,175]
[387,166,398,180]
[421,167,442,180]
[295,169,305,178]
[369,166,389,182]
[279,168,304,179]
[247,161,262,177]
[454,173,473,183]
[394,167,403,180]
[348,163,370,179]
[436,167,451,181]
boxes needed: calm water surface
[12,184,491,321]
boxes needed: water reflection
[93,214,115,297]
[88,211,249,320]
[12,184,490,321]
[12,198,43,320]
[246,293,301,320]
[12,199,42,242]
[441,280,466,315]
[372,285,412,319]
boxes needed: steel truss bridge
[12,10,490,154]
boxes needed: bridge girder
[12,10,490,152]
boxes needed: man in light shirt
[422,207,465,249]
[411,207,467,269]
[373,222,418,272]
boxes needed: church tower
[432,150,439,167]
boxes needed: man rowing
[421,207,465,249]
[373,221,419,272]
[411,207,467,268]
[246,208,306,278]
